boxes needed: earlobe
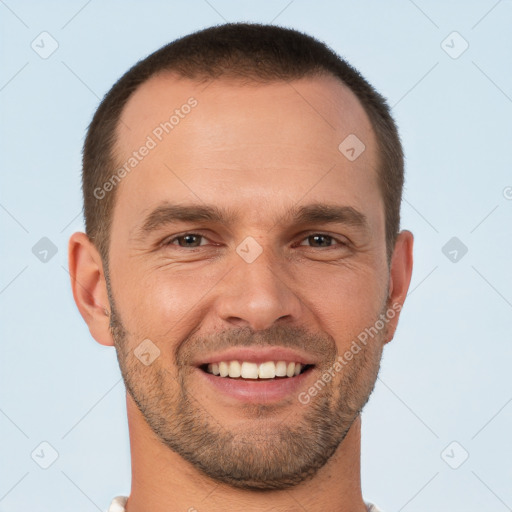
[68,232,114,347]
[384,230,414,344]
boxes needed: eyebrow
[132,201,370,242]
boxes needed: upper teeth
[206,361,304,379]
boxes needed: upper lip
[193,347,318,367]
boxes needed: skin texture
[69,73,413,512]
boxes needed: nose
[213,244,305,332]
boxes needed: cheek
[117,262,222,339]
[305,263,386,344]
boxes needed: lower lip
[196,366,315,404]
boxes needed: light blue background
[1,1,511,511]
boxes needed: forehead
[111,72,381,241]
[116,72,376,159]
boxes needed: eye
[162,232,348,250]
[297,233,347,249]
[164,233,209,248]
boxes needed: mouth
[192,347,319,403]
[196,359,316,404]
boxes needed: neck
[124,393,367,512]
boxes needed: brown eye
[299,233,346,248]
[165,233,207,248]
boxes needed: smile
[201,360,314,380]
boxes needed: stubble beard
[105,273,386,491]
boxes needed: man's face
[106,73,391,490]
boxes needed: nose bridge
[214,238,303,331]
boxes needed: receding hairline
[82,23,403,270]
[111,69,379,174]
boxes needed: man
[68,22,413,512]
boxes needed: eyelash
[162,232,348,250]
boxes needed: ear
[68,231,114,347]
[383,229,414,344]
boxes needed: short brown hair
[82,22,404,267]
